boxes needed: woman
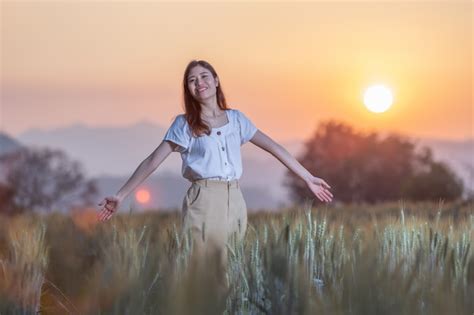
[97,59,333,282]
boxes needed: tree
[0,146,97,213]
[400,147,464,201]
[284,119,464,205]
[0,183,16,215]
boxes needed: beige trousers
[181,179,247,286]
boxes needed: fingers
[323,188,333,201]
[317,179,331,190]
[98,207,109,221]
[102,210,113,221]
[312,177,331,190]
[318,193,331,203]
[98,210,107,221]
[317,192,331,203]
[316,187,333,203]
[321,180,331,189]
[317,179,333,202]
[323,187,334,198]
[308,179,334,203]
[98,207,115,222]
[97,198,118,222]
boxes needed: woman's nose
[196,80,206,87]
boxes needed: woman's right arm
[98,140,177,221]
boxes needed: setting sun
[363,85,393,113]
[135,189,151,204]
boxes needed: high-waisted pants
[180,178,248,289]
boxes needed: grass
[0,200,472,314]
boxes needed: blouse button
[217,131,221,135]
[221,147,225,151]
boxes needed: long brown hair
[182,60,230,137]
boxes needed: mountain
[0,132,23,156]
[0,132,25,183]
[18,120,170,177]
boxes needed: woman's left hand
[305,176,333,203]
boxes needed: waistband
[192,178,240,189]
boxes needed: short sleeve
[235,110,258,145]
[163,115,191,153]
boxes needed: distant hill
[0,132,24,184]
[14,121,474,210]
[0,132,23,156]
[18,120,170,177]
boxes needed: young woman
[97,59,333,279]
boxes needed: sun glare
[363,84,393,113]
[135,189,151,204]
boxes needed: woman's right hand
[97,195,122,222]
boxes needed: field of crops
[0,200,472,314]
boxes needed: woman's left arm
[249,130,333,203]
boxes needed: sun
[363,84,393,113]
[135,189,151,204]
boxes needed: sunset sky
[1,1,472,142]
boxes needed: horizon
[6,118,474,144]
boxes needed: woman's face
[186,65,219,102]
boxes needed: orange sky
[1,1,472,141]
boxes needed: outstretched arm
[249,130,333,203]
[98,140,175,221]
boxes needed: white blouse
[163,109,258,182]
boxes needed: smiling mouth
[197,87,208,93]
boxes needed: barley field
[0,200,472,315]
